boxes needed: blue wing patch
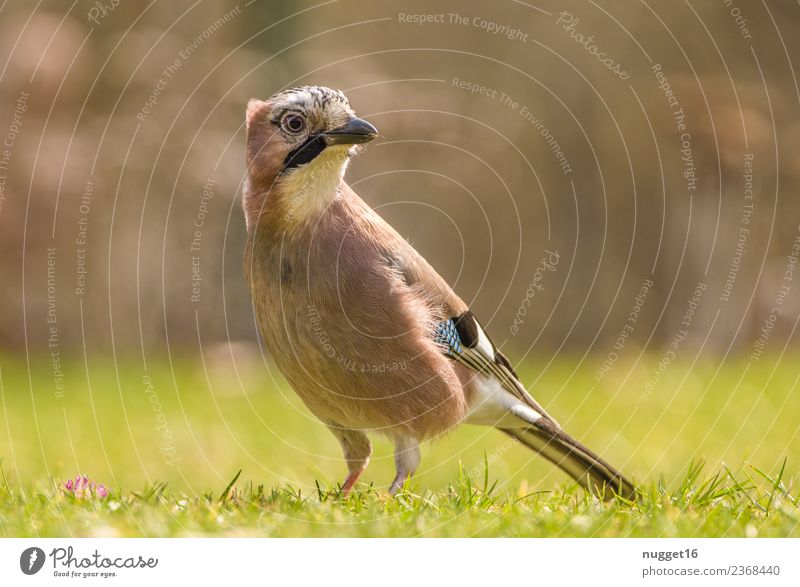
[434,314,509,385]
[434,319,463,356]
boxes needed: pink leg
[341,468,366,496]
[327,424,371,497]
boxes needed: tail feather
[501,420,636,500]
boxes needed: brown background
[2,0,799,369]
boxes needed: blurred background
[1,0,799,498]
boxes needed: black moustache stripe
[281,134,326,172]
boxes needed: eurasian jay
[243,85,635,499]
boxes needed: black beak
[323,117,378,145]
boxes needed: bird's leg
[341,469,364,495]
[389,436,420,495]
[327,424,372,496]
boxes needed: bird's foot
[388,473,410,496]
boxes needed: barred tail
[501,419,636,500]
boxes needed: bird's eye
[282,114,306,133]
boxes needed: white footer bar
[1,538,797,585]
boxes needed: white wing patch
[474,322,495,358]
[465,375,542,428]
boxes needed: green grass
[0,353,799,537]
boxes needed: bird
[243,85,635,499]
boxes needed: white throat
[279,145,351,220]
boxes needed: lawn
[0,353,798,537]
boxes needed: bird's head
[245,85,377,190]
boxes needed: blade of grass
[218,469,242,503]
